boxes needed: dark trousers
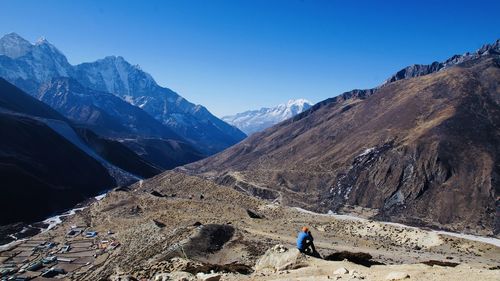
[299,240,316,254]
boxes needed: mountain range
[222,99,312,135]
[0,31,499,281]
[0,77,164,225]
[0,32,246,226]
[184,39,500,236]
[0,33,246,155]
[1,31,499,238]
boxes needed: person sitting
[296,226,318,256]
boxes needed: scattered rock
[246,209,264,219]
[271,244,288,253]
[154,271,195,281]
[489,265,500,270]
[350,270,365,279]
[130,205,142,215]
[196,272,222,281]
[422,260,459,267]
[110,274,139,281]
[150,191,165,197]
[333,267,349,275]
[152,219,166,228]
[385,271,410,280]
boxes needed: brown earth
[182,55,500,236]
[1,172,498,280]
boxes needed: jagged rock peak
[385,39,500,84]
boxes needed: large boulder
[255,245,308,272]
[153,271,195,281]
[385,271,410,280]
[196,273,222,281]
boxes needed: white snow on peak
[287,98,309,107]
[35,36,48,44]
[222,98,313,136]
[0,33,72,81]
[0,32,33,58]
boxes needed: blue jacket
[296,231,313,250]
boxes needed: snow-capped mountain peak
[0,32,33,58]
[286,98,309,107]
[33,37,67,58]
[0,32,246,155]
[35,36,48,44]
[281,99,311,115]
[0,34,73,89]
[222,99,313,135]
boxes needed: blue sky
[0,0,499,116]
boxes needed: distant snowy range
[222,99,312,135]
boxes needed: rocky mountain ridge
[385,39,500,84]
[37,77,180,140]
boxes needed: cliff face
[184,55,500,236]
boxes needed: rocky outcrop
[255,245,308,272]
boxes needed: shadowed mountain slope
[0,78,169,226]
[0,78,116,224]
[0,77,66,120]
[75,128,162,179]
[119,138,205,170]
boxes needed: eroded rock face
[184,47,500,236]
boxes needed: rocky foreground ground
[1,172,499,280]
